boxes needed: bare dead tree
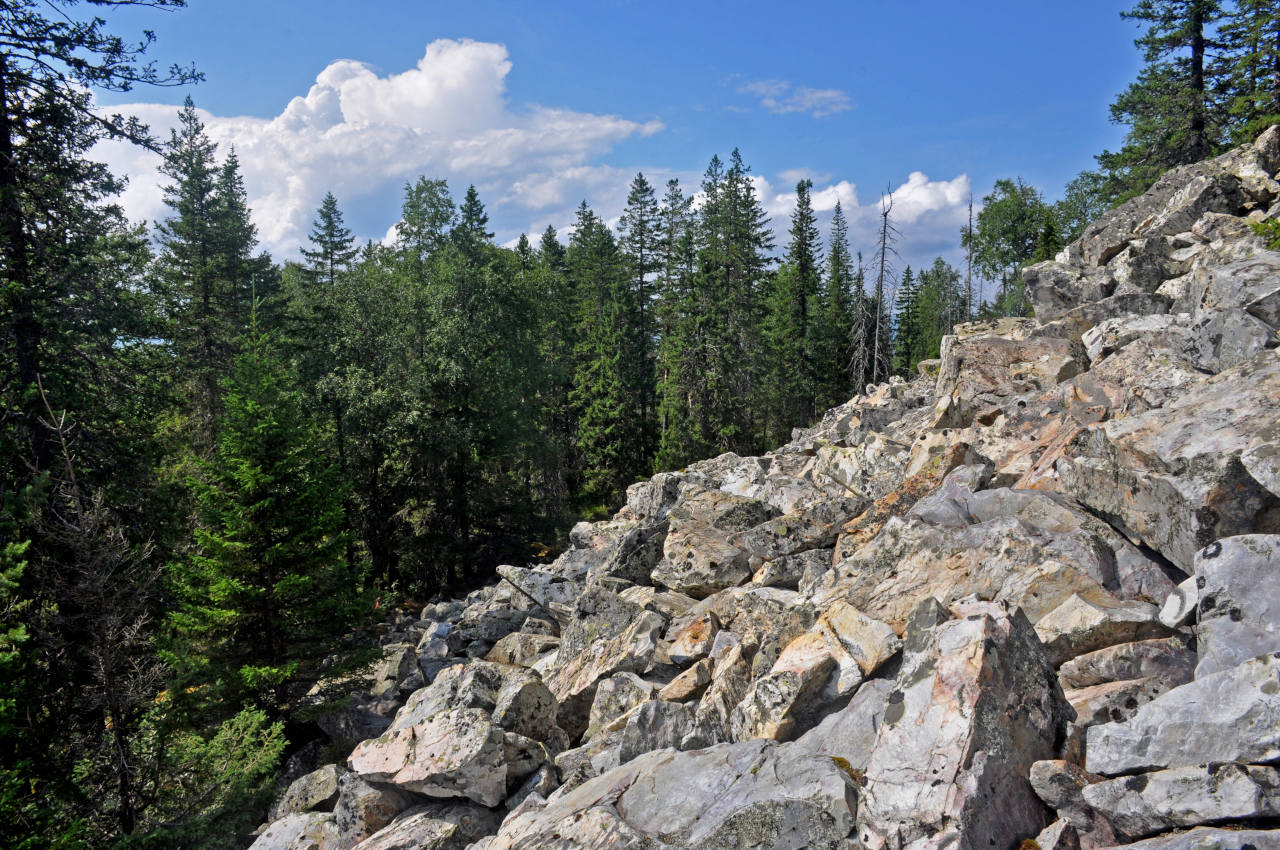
[871,188,900,385]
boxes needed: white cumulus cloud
[93,39,663,256]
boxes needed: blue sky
[94,0,1143,277]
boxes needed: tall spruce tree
[762,179,823,442]
[817,201,857,410]
[617,172,661,455]
[166,325,369,716]
[301,192,359,288]
[568,203,649,504]
[1098,0,1226,200]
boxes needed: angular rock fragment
[1034,593,1173,667]
[855,600,1072,850]
[1087,652,1280,775]
[1057,637,1195,691]
[1082,763,1280,841]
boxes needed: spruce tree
[1098,0,1226,200]
[1218,0,1280,143]
[301,192,359,288]
[655,179,698,469]
[166,325,369,715]
[816,202,856,410]
[568,203,649,504]
[617,172,661,454]
[893,266,920,376]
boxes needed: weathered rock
[751,547,831,590]
[481,739,856,850]
[1065,677,1172,727]
[269,764,346,822]
[588,520,669,586]
[1024,261,1114,322]
[730,631,836,742]
[855,600,1073,850]
[496,566,579,625]
[1087,652,1280,776]
[249,812,337,850]
[1082,314,1190,365]
[1194,535,1280,678]
[1082,763,1280,841]
[333,772,411,847]
[1034,594,1173,667]
[658,658,712,702]
[484,632,559,668]
[1058,637,1196,691]
[1035,819,1081,850]
[1106,826,1280,849]
[545,609,665,741]
[1029,761,1112,837]
[1158,578,1198,629]
[619,700,694,763]
[350,810,458,850]
[1059,350,1280,571]
[347,708,508,806]
[1244,422,1280,498]
[687,639,755,748]
[586,672,655,737]
[491,669,557,741]
[665,610,719,665]
[1182,250,1280,329]
[932,332,1082,429]
[650,486,778,598]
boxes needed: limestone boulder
[1087,652,1280,775]
[332,772,411,848]
[855,600,1072,850]
[1058,349,1280,571]
[1057,637,1195,691]
[652,486,776,597]
[1105,826,1280,849]
[932,332,1082,429]
[480,739,857,850]
[1193,535,1280,677]
[1034,594,1172,667]
[1082,764,1280,842]
[248,812,338,850]
[269,764,346,822]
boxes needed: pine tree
[397,177,455,266]
[963,178,1045,317]
[166,325,369,715]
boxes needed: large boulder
[1059,349,1280,571]
[855,600,1073,850]
[478,739,858,849]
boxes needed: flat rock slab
[1194,535,1280,678]
[1082,763,1280,841]
[1087,652,1280,776]
[1058,637,1195,691]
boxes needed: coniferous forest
[1,0,1277,846]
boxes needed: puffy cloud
[740,80,852,117]
[93,39,662,256]
[749,171,971,273]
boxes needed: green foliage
[1250,216,1280,248]
[165,327,371,715]
[125,707,284,850]
[962,178,1045,316]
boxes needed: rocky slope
[251,126,1280,850]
